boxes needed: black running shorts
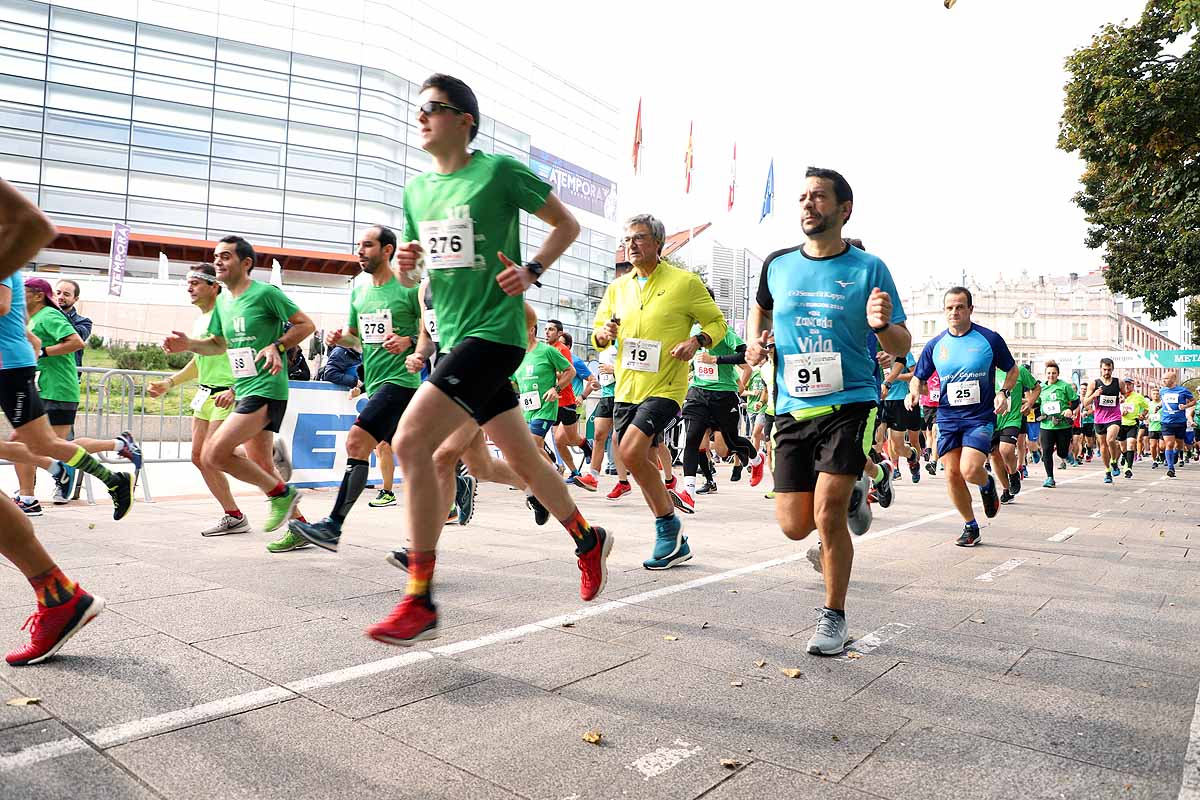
[0,367,45,428]
[355,382,417,443]
[773,402,876,493]
[235,395,288,433]
[614,396,680,447]
[429,336,525,425]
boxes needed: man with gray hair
[593,213,727,570]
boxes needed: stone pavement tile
[616,578,824,638]
[0,677,49,732]
[553,600,689,642]
[1028,596,1174,641]
[1096,562,1200,593]
[364,676,742,799]
[609,621,895,700]
[194,617,397,684]
[1,720,159,800]
[846,660,1188,779]
[700,762,881,799]
[1153,596,1200,634]
[774,583,981,633]
[109,697,520,799]
[456,628,646,690]
[0,633,270,732]
[61,561,221,605]
[865,623,1028,679]
[843,720,1170,800]
[193,561,390,605]
[113,587,323,644]
[889,576,1054,619]
[558,655,908,781]
[301,656,494,720]
[0,605,156,652]
[19,539,140,571]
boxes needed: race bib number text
[190,386,212,412]
[520,390,542,411]
[1099,395,1117,408]
[227,347,257,379]
[782,352,843,398]
[622,338,661,373]
[1041,400,1062,416]
[418,218,475,270]
[947,379,980,406]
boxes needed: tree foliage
[1059,0,1199,324]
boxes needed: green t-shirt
[29,306,79,403]
[1120,392,1149,426]
[690,324,744,393]
[1038,380,1078,430]
[192,310,235,387]
[207,281,300,401]
[745,369,766,415]
[1148,400,1162,432]
[995,364,1038,430]
[513,341,571,423]
[403,151,551,352]
[348,277,422,394]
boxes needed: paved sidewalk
[2,459,1198,799]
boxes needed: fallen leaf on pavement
[5,697,40,706]
[754,659,767,668]
[664,635,679,641]
[700,622,709,630]
[582,731,603,745]
[560,622,575,628]
[780,668,803,679]
[88,523,95,530]
[969,618,986,624]
[728,589,738,594]
[846,652,863,660]
[720,759,742,769]
[832,734,840,742]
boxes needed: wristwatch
[523,260,544,288]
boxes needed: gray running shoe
[847,474,873,535]
[272,437,292,482]
[806,607,849,656]
[873,465,894,509]
[201,514,251,536]
[806,542,823,574]
[455,473,477,526]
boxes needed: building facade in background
[0,0,620,353]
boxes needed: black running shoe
[956,525,981,547]
[386,548,409,572]
[527,494,550,526]
[1000,489,1013,504]
[109,472,134,521]
[455,473,477,526]
[695,480,718,495]
[980,475,999,519]
[730,464,743,482]
[1008,471,1022,496]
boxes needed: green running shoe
[266,528,312,553]
[368,489,396,508]
[264,486,300,532]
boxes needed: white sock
[589,467,600,479]
[683,476,697,495]
[113,437,123,451]
[20,495,36,504]
[749,451,762,467]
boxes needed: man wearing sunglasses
[375,74,614,645]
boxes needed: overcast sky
[457,0,1148,287]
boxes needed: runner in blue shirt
[747,167,911,657]
[910,286,1018,547]
[1158,371,1196,477]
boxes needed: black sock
[698,455,714,482]
[823,606,846,618]
[331,458,370,524]
[1044,456,1055,479]
[580,439,593,461]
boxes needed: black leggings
[1040,427,1072,478]
[683,418,756,477]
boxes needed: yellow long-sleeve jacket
[591,261,728,406]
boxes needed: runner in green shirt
[163,235,315,538]
[149,264,246,536]
[1148,387,1164,468]
[514,306,574,446]
[373,73,612,646]
[1117,378,1149,479]
[990,363,1039,503]
[1036,361,1079,487]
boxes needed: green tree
[1058,0,1199,330]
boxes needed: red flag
[727,142,737,212]
[632,98,643,174]
[684,121,694,194]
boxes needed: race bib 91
[622,338,661,373]
[227,347,257,379]
[782,352,843,398]
[359,309,391,345]
[418,218,475,270]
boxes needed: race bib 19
[622,338,661,373]
[947,379,980,406]
[418,218,475,270]
[227,347,257,379]
[782,352,843,398]
[359,309,391,345]
[520,390,542,411]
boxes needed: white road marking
[626,739,703,780]
[1180,683,1200,800]
[0,465,1109,773]
[975,559,1026,582]
[1047,527,1078,543]
[1089,510,1108,518]
[1136,488,1148,494]
[846,622,910,657]
[1119,496,1131,504]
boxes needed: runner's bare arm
[44,332,84,356]
[0,178,56,281]
[745,304,772,366]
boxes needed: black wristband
[870,322,891,334]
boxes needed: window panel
[127,195,207,228]
[354,176,402,207]
[42,159,127,193]
[291,53,358,85]
[43,134,128,169]
[48,30,133,70]
[39,185,126,219]
[283,215,353,245]
[134,220,208,240]
[360,86,406,117]
[134,73,213,108]
[130,146,208,179]
[50,7,135,45]
[217,39,289,73]
[493,119,529,151]
[286,167,353,197]
[354,201,404,229]
[0,22,45,56]
[0,2,49,28]
[405,145,432,172]
[0,126,39,157]
[357,132,403,163]
[209,181,282,213]
[282,236,352,254]
[356,155,404,185]
[45,108,129,144]
[47,83,130,119]
[48,58,131,95]
[213,109,285,142]
[135,49,214,85]
[288,98,356,131]
[0,151,38,182]
[212,133,284,166]
[290,74,357,107]
[128,170,206,203]
[288,120,355,151]
[131,120,210,155]
[285,191,352,220]
[0,46,44,80]
[358,109,405,142]
[285,143,353,175]
[361,68,408,102]
[0,100,40,131]
[213,84,288,119]
[493,140,527,162]
[211,155,283,189]
[214,62,289,96]
[0,73,43,106]
[137,24,215,60]
[207,206,282,238]
[476,114,496,139]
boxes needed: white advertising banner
[277,381,395,489]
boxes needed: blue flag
[760,158,774,222]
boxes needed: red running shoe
[366,595,438,646]
[6,590,106,666]
[577,527,614,601]
[669,487,696,514]
[749,458,765,487]
[606,480,632,500]
[576,473,599,492]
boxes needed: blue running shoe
[288,517,341,552]
[643,515,691,570]
[116,431,142,473]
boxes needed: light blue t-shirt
[886,353,916,402]
[1159,386,1194,426]
[915,323,1014,429]
[0,271,36,371]
[757,244,905,415]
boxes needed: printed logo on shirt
[234,317,246,334]
[834,280,855,288]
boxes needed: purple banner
[107,222,130,297]
[529,147,617,221]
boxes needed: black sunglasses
[417,101,464,116]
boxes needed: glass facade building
[0,0,620,350]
